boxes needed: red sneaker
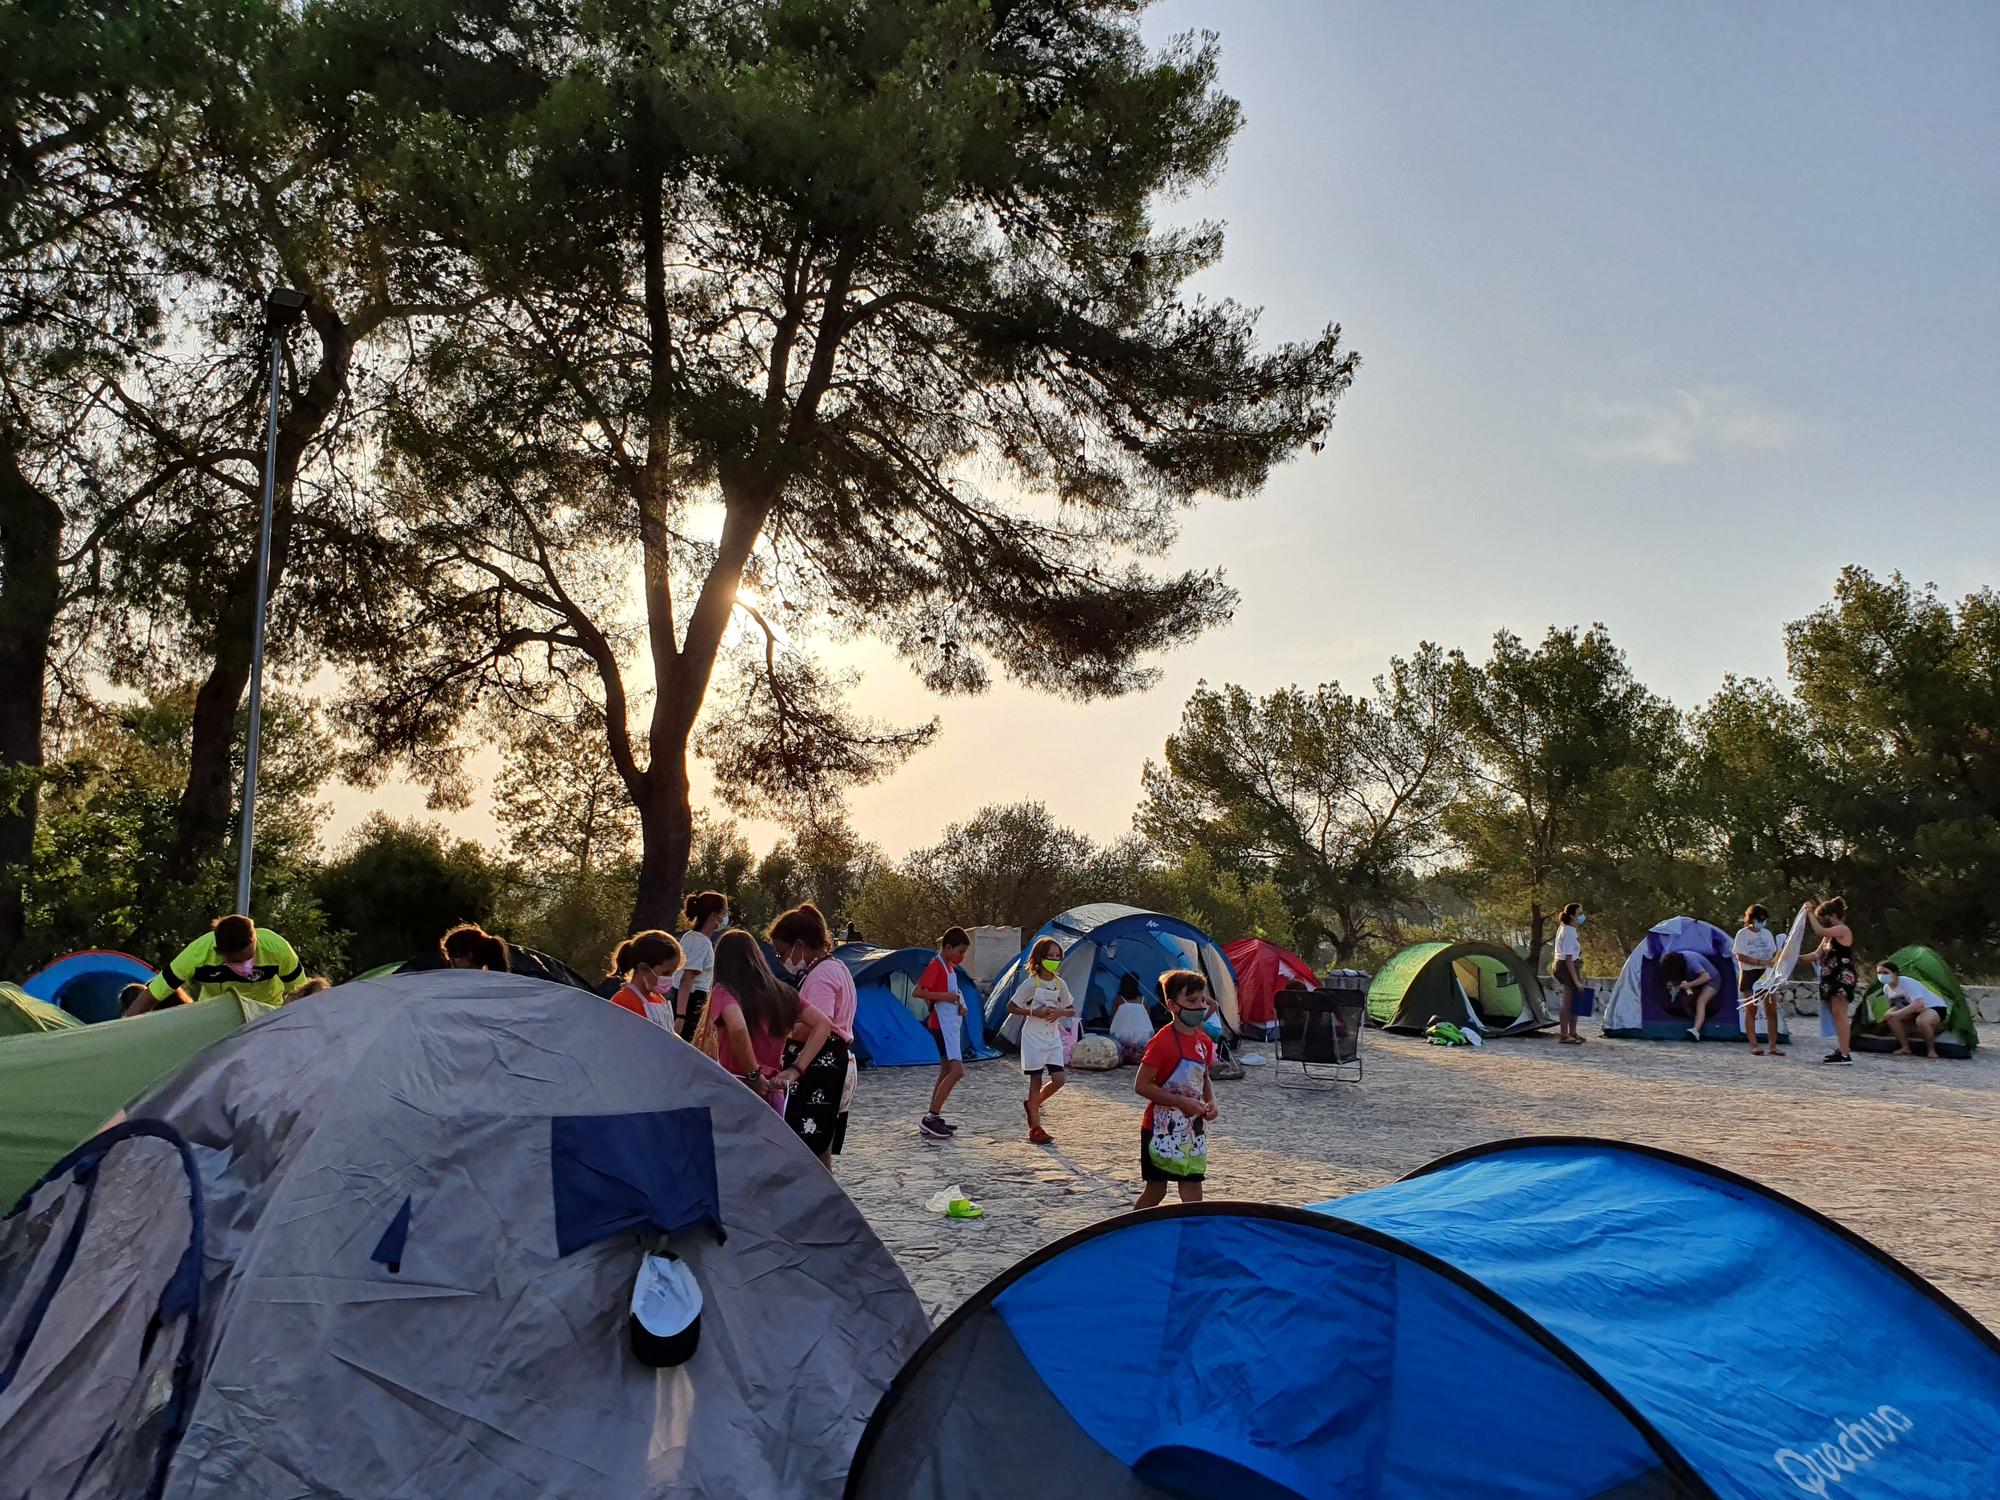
[1028,1126,1055,1146]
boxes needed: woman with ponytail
[672,891,729,1043]
[604,930,684,1030]
[439,923,512,973]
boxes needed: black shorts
[678,989,709,1044]
[782,1033,851,1155]
[1139,1124,1206,1184]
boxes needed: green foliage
[312,816,504,976]
[14,687,339,974]
[1138,646,1460,962]
[1443,624,1681,967]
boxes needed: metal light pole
[235,287,311,914]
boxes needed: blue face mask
[1574,914,1587,927]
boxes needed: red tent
[1222,938,1318,1028]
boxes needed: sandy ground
[840,1026,2000,1331]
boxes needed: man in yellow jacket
[134,914,308,1012]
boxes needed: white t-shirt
[1017,977,1076,1053]
[1553,925,1582,964]
[1884,975,1946,1011]
[677,929,716,993]
[1733,925,1778,965]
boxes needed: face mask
[1574,915,1587,927]
[1038,958,1060,977]
[1177,1006,1208,1028]
[226,958,258,979]
[1753,921,1766,931]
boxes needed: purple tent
[1600,917,1766,1039]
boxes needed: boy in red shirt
[917,927,972,1140]
[1134,969,1219,1207]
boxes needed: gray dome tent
[0,970,928,1498]
[1365,941,1553,1037]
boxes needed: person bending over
[1878,961,1947,1060]
[1658,950,1722,1042]
[135,914,307,1013]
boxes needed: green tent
[0,994,270,1209]
[1366,941,1554,1037]
[1855,945,1979,1057]
[0,982,82,1038]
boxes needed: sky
[331,0,2000,860]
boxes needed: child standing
[1134,970,1219,1207]
[604,931,684,1030]
[1009,937,1075,1145]
[918,926,972,1141]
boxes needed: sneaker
[1028,1126,1055,1146]
[938,1116,959,1133]
[919,1115,951,1141]
[1821,1050,1852,1065]
[1686,1027,1701,1043]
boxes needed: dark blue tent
[835,944,998,1068]
[848,1139,2000,1498]
[20,950,157,1024]
[984,904,1240,1042]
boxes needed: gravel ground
[838,1026,2000,1330]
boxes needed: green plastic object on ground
[0,994,271,1209]
[1857,945,1979,1053]
[0,982,82,1038]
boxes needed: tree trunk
[170,302,353,871]
[0,433,61,965]
[1527,899,1546,970]
[630,754,693,934]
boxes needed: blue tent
[20,950,157,1024]
[983,904,1240,1043]
[1600,916,1771,1040]
[848,1138,2000,1499]
[835,944,998,1068]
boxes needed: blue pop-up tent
[984,904,1240,1043]
[835,945,998,1068]
[847,1138,2000,1499]
[20,950,156,1024]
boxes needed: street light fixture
[235,287,311,914]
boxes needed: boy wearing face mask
[139,913,306,1011]
[1009,937,1075,1145]
[1134,970,1219,1207]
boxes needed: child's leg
[1916,1009,1941,1058]
[1885,1007,1911,1053]
[1764,999,1783,1052]
[1024,1069,1043,1130]
[1176,1179,1205,1204]
[1041,1066,1066,1102]
[1134,1182,1168,1209]
[937,1059,964,1111]
[1745,999,1761,1052]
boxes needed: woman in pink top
[768,903,855,1168]
[705,930,800,1108]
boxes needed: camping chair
[1274,979,1366,1090]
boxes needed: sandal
[1559,1035,1584,1046]
[1751,1047,1766,1056]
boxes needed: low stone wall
[1581,977,2000,1024]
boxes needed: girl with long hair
[439,923,511,972]
[703,929,804,1107]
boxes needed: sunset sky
[331,1,2000,859]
